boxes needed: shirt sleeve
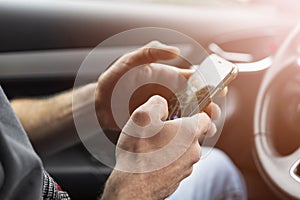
[0,86,44,199]
[0,163,4,190]
[0,87,71,200]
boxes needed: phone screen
[168,54,237,120]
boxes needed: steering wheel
[254,23,300,199]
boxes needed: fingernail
[160,44,180,55]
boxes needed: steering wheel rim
[254,23,300,199]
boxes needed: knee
[207,148,235,170]
[199,148,247,200]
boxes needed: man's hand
[95,41,193,131]
[101,95,215,200]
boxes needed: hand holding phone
[168,54,238,120]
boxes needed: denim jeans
[166,148,247,200]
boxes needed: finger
[176,58,195,69]
[142,40,180,61]
[128,64,192,115]
[191,112,212,139]
[203,102,221,120]
[123,95,168,139]
[218,86,228,97]
[146,95,169,121]
[150,63,194,80]
[206,122,217,137]
[118,41,180,69]
[164,55,194,69]
[168,112,211,140]
[177,68,195,79]
[135,95,169,123]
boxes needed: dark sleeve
[0,98,44,199]
[0,87,71,200]
[0,163,4,191]
[0,86,44,199]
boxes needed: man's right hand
[101,95,215,200]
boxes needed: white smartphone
[168,54,238,120]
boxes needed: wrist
[72,83,97,111]
[100,171,154,200]
[100,171,124,200]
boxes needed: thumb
[118,41,180,69]
[122,95,168,138]
[131,95,169,126]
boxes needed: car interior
[0,0,299,199]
